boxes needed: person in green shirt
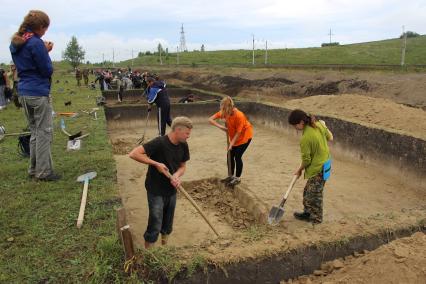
[288,109,333,224]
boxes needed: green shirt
[300,121,331,179]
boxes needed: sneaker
[221,176,234,183]
[293,211,311,221]
[228,177,241,186]
[36,173,62,182]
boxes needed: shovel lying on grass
[60,118,90,140]
[0,125,30,142]
[165,171,220,237]
[76,171,97,228]
[268,175,299,225]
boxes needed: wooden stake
[120,225,135,261]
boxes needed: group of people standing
[9,9,334,249]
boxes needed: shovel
[136,110,151,145]
[0,125,30,141]
[268,175,299,225]
[76,171,97,228]
[164,171,220,237]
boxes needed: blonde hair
[220,96,234,117]
[171,116,193,131]
[12,10,50,45]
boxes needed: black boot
[294,211,311,221]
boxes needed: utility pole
[252,34,255,65]
[401,25,407,66]
[265,40,268,65]
[159,46,163,65]
[112,48,115,67]
[328,28,334,44]
[102,53,105,67]
[131,49,134,67]
[176,46,179,65]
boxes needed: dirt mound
[284,94,426,140]
[283,232,426,284]
[111,138,136,155]
[165,72,296,96]
[303,79,372,96]
[185,179,256,229]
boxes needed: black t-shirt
[143,135,190,196]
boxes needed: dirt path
[110,122,425,249]
[284,232,426,284]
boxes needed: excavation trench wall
[105,98,426,283]
[102,88,222,104]
[105,101,426,184]
[175,225,426,284]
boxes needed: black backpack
[18,134,31,157]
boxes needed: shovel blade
[77,171,97,182]
[267,206,285,225]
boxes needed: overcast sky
[1,0,425,64]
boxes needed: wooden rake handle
[77,179,89,228]
[165,172,220,237]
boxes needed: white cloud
[1,0,425,63]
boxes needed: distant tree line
[321,42,340,47]
[400,31,420,39]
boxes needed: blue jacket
[10,34,53,97]
[144,81,170,106]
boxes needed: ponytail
[288,109,317,128]
[11,10,50,45]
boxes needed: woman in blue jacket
[10,10,60,181]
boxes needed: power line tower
[180,24,188,52]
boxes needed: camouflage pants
[303,173,326,223]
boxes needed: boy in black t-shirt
[129,116,193,248]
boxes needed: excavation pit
[102,87,222,105]
[105,91,426,282]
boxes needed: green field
[114,35,426,67]
[49,35,426,71]
[0,74,130,283]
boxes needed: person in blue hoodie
[145,77,172,136]
[10,10,60,181]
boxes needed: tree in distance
[62,36,85,68]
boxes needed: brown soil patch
[111,138,136,155]
[186,179,255,229]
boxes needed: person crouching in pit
[129,117,192,248]
[209,96,253,186]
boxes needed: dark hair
[146,77,155,83]
[288,109,317,128]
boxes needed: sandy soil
[283,232,426,284]
[283,94,426,140]
[161,67,426,140]
[109,121,425,249]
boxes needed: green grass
[110,35,426,67]
[0,73,131,283]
